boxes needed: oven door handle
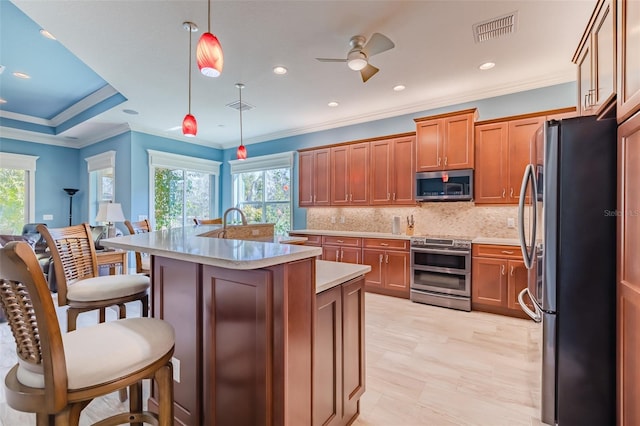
[411,248,470,256]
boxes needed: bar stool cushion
[66,274,150,302]
[16,317,174,390]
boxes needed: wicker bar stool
[37,223,150,332]
[0,241,175,425]
[124,219,151,276]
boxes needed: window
[85,151,115,225]
[148,150,220,230]
[230,152,293,236]
[0,152,38,234]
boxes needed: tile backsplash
[306,202,528,239]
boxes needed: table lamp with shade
[95,202,125,238]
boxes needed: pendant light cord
[188,25,193,114]
[239,84,243,146]
[207,0,211,33]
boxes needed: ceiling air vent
[226,100,254,112]
[473,11,518,43]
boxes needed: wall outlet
[171,357,181,383]
[340,216,345,224]
[43,214,53,220]
[507,217,516,228]
[138,215,148,221]
[331,216,336,224]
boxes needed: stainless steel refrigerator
[517,116,616,425]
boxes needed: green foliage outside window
[0,169,26,234]
[154,167,211,230]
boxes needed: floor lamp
[63,188,79,226]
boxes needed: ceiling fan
[316,33,395,83]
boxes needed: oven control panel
[410,237,471,250]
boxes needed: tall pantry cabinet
[616,0,640,424]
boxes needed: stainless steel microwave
[415,169,473,201]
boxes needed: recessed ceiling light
[122,109,139,115]
[479,62,496,70]
[328,101,339,107]
[0,98,7,104]
[13,72,30,79]
[273,66,288,75]
[39,29,56,40]
[393,84,406,92]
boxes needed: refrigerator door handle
[518,288,542,323]
[518,164,537,269]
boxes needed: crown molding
[50,85,120,127]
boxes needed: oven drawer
[472,244,522,259]
[322,236,361,247]
[363,238,408,250]
[411,269,470,297]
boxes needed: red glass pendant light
[236,83,247,160]
[183,22,198,137]
[197,0,223,77]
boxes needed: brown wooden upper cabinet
[573,0,616,118]
[617,0,640,123]
[414,109,477,172]
[299,148,331,207]
[369,135,416,205]
[331,142,369,206]
[475,116,545,204]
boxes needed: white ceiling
[12,0,595,149]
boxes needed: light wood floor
[0,293,543,425]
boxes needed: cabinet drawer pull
[501,265,505,275]
[380,243,389,246]
[337,240,344,243]
[501,250,514,254]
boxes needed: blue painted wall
[0,137,81,227]
[1,82,576,232]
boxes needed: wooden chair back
[0,241,68,413]
[37,223,98,307]
[124,219,151,274]
[193,217,223,225]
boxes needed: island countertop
[315,260,371,294]
[100,225,322,270]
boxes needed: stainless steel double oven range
[410,236,472,311]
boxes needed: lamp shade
[196,32,223,77]
[95,202,126,223]
[236,144,247,160]
[182,113,197,137]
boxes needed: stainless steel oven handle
[411,248,470,256]
[518,288,541,323]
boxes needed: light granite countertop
[471,237,521,246]
[101,225,321,270]
[315,260,371,294]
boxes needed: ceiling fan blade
[316,57,347,63]
[362,32,395,57]
[360,64,379,83]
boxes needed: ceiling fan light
[197,32,224,77]
[182,114,197,137]
[347,57,367,71]
[237,144,247,160]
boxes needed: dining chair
[124,219,152,275]
[0,241,174,425]
[193,217,223,225]
[37,223,150,332]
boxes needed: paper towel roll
[392,216,401,235]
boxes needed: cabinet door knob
[444,156,448,166]
[501,265,506,275]
[510,265,514,276]
[393,193,396,201]
[379,254,383,263]
[437,157,441,166]
[510,188,514,198]
[340,250,344,261]
[336,249,340,260]
[387,192,391,200]
[345,195,348,201]
[502,189,506,198]
[385,254,389,264]
[350,193,353,202]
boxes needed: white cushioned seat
[16,318,174,390]
[66,274,150,302]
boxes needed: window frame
[85,151,116,225]
[147,149,221,229]
[229,152,294,234]
[0,152,38,226]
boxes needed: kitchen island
[101,225,369,425]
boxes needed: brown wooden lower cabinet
[617,110,640,425]
[314,277,365,426]
[361,238,410,299]
[471,244,531,319]
[149,255,316,425]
